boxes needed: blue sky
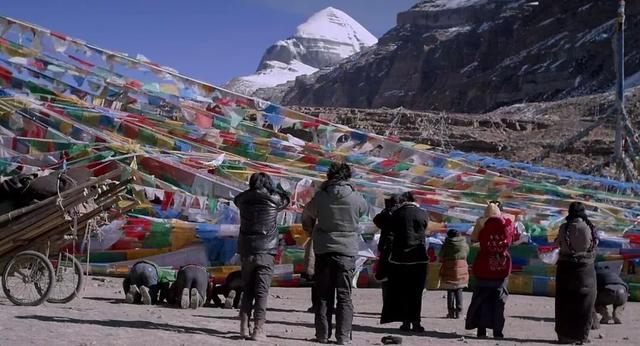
[3,0,416,85]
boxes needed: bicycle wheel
[2,251,54,306]
[47,253,84,304]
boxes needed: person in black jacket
[380,192,429,333]
[373,195,401,306]
[234,172,290,341]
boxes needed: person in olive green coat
[439,229,469,319]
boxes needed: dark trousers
[173,265,208,303]
[311,282,319,309]
[314,253,355,342]
[240,254,275,320]
[596,284,628,307]
[447,289,463,313]
[123,262,159,304]
[381,281,389,308]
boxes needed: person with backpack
[234,172,290,340]
[465,202,514,339]
[555,202,598,344]
[439,229,470,319]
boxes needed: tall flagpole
[614,0,625,177]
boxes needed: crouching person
[123,260,174,305]
[234,172,290,340]
[167,264,209,309]
[594,267,629,326]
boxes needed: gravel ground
[0,276,637,346]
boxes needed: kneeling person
[168,264,209,309]
[123,260,173,305]
[208,270,243,309]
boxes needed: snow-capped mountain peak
[295,7,377,50]
[224,7,377,96]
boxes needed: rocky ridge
[289,87,640,174]
[281,0,640,113]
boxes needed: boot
[180,288,190,309]
[596,305,610,325]
[139,286,152,305]
[251,319,267,341]
[125,285,140,304]
[446,310,454,319]
[189,288,201,309]
[411,321,425,333]
[239,312,251,339]
[225,290,236,309]
[612,305,624,324]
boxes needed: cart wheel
[47,253,84,304]
[2,250,54,306]
[47,252,84,304]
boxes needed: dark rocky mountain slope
[281,0,640,113]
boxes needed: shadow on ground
[511,315,555,323]
[15,315,236,340]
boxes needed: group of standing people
[374,196,606,345]
[462,200,604,344]
[235,162,368,344]
[142,158,608,344]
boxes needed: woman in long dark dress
[555,202,598,344]
[373,195,401,313]
[380,192,428,332]
[465,202,514,339]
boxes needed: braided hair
[564,201,598,252]
[566,201,595,231]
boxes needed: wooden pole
[614,0,626,173]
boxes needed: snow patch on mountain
[226,60,318,96]
[413,0,488,11]
[295,7,377,52]
[224,7,376,96]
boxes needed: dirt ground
[0,277,637,346]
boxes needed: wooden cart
[0,169,131,306]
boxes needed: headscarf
[471,202,502,241]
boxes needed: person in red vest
[465,202,514,339]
